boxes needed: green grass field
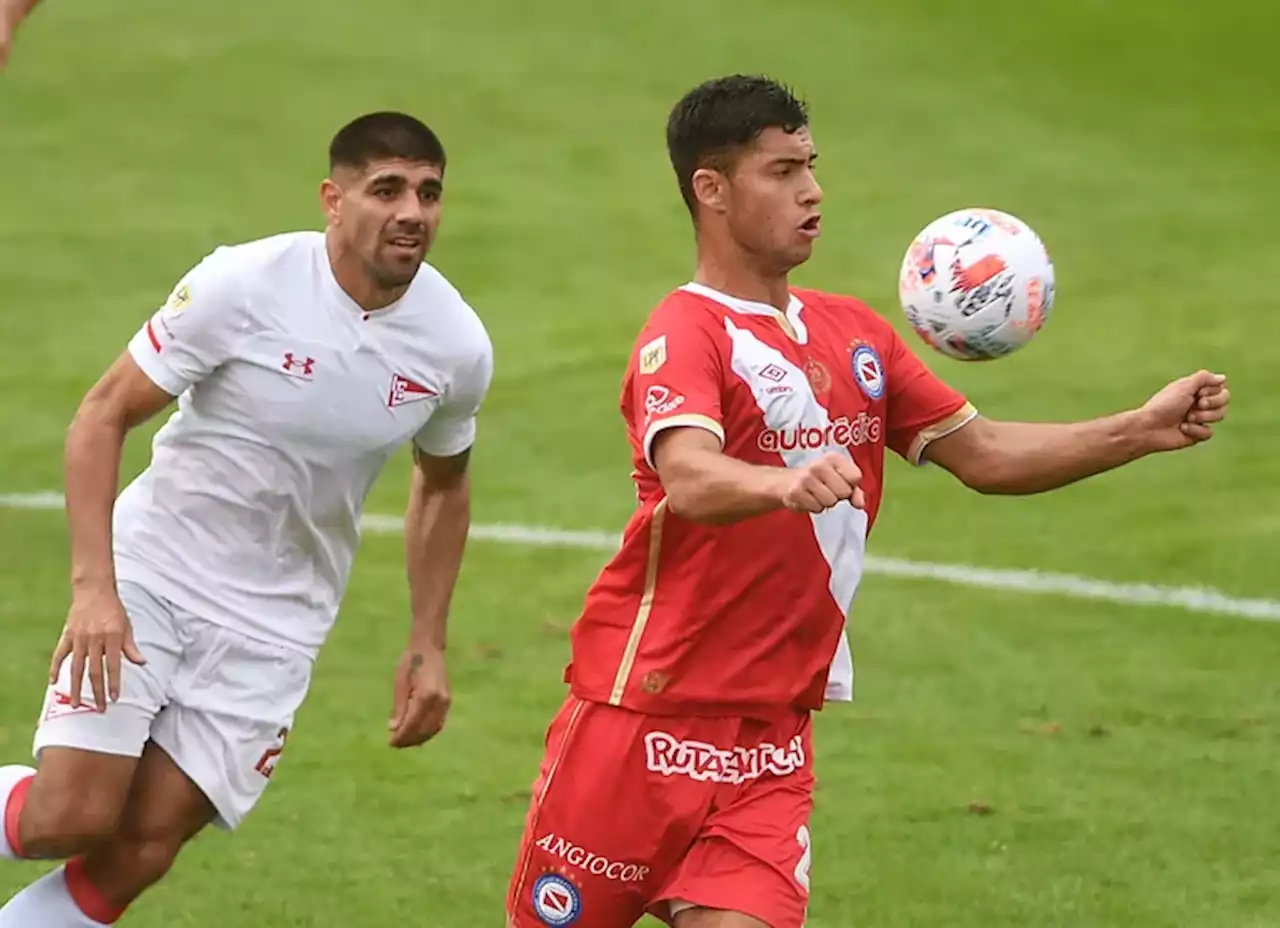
[2,0,1278,925]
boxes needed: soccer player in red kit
[506,75,1230,928]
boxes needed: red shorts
[507,697,815,928]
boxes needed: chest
[199,316,446,459]
[720,316,887,451]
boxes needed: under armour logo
[282,353,316,376]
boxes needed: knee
[20,786,121,854]
[110,833,183,888]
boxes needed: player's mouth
[799,214,822,240]
[384,235,424,258]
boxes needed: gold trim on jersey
[770,309,799,342]
[643,414,726,467]
[909,402,979,465]
[508,698,588,908]
[608,499,668,705]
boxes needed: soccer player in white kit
[0,112,494,926]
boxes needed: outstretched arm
[0,0,43,70]
[924,370,1230,495]
[387,445,472,749]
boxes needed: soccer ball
[897,207,1055,361]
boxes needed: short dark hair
[328,112,446,173]
[666,75,809,214]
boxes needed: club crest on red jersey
[532,873,581,926]
[850,345,886,400]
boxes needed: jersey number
[794,824,813,893]
[254,727,290,779]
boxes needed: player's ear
[691,168,728,216]
[319,178,344,226]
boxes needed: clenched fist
[1139,370,1230,452]
[780,452,867,514]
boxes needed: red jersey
[565,283,976,720]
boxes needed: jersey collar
[680,281,808,343]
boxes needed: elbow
[960,458,1032,496]
[957,459,1012,495]
[664,484,712,523]
[929,419,1039,496]
[960,463,1004,495]
[942,437,1016,496]
[662,477,730,525]
[66,393,125,450]
[968,479,1006,496]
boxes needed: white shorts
[33,581,313,830]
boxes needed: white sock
[0,764,36,860]
[0,865,111,927]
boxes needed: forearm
[64,401,127,592]
[964,411,1153,494]
[660,446,788,524]
[404,478,470,650]
[1,0,41,27]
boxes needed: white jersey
[113,231,493,658]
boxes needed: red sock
[65,857,128,925]
[2,773,32,860]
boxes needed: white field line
[3,492,1278,623]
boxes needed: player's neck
[325,235,410,312]
[692,252,791,313]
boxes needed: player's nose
[394,203,424,225]
[801,173,823,207]
[392,193,427,224]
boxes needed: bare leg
[0,747,140,925]
[674,907,772,928]
[17,747,138,859]
[80,740,216,910]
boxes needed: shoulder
[174,232,321,310]
[629,288,729,375]
[637,287,729,346]
[202,231,322,278]
[649,287,728,325]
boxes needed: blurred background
[1,1,1277,924]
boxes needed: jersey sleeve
[413,340,494,458]
[884,328,978,465]
[127,248,246,396]
[629,310,726,469]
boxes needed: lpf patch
[163,282,192,315]
[532,873,582,926]
[639,335,667,375]
[850,345,886,400]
